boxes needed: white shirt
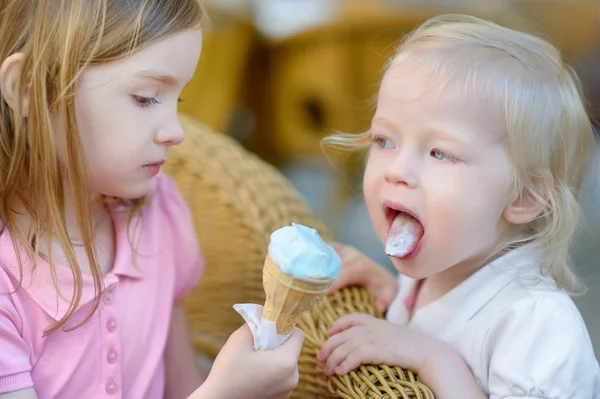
[386,248,600,399]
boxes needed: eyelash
[373,136,460,163]
[431,149,459,163]
[134,96,160,108]
[133,96,184,108]
[372,135,394,149]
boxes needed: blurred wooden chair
[178,4,258,135]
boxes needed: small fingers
[323,334,371,376]
[328,241,346,252]
[328,313,375,336]
[374,280,398,313]
[327,266,365,294]
[318,322,361,364]
[335,343,382,376]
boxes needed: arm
[418,346,486,399]
[185,379,226,399]
[157,176,207,398]
[0,389,38,399]
[319,314,486,399]
[164,304,206,399]
[0,278,35,398]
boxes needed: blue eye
[373,136,395,149]
[134,96,160,108]
[431,149,458,163]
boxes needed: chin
[101,181,152,201]
[389,257,431,280]
[121,187,152,200]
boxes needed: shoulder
[483,294,600,398]
[0,265,37,392]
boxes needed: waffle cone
[262,254,332,335]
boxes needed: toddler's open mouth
[384,204,424,259]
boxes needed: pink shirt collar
[0,209,144,321]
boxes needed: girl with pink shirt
[0,1,303,398]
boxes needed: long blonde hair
[323,14,596,293]
[0,0,203,334]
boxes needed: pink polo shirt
[0,173,205,398]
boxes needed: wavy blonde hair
[323,14,596,293]
[0,0,203,334]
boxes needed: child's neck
[413,254,494,311]
[15,184,116,276]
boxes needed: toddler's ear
[0,53,30,117]
[503,175,550,225]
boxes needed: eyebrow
[372,117,468,145]
[136,71,179,86]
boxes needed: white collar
[398,246,556,333]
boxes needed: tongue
[385,212,424,258]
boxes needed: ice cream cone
[262,254,332,335]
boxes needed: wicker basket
[294,286,435,399]
[164,113,328,358]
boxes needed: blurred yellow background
[181,0,599,163]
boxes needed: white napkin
[233,303,292,350]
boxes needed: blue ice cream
[268,223,342,281]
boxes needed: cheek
[362,155,380,206]
[362,155,387,238]
[74,91,125,165]
[427,172,509,244]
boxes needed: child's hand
[199,324,304,399]
[317,313,448,377]
[328,242,398,312]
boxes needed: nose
[384,154,419,188]
[155,116,185,147]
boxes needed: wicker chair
[165,114,434,398]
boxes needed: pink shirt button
[105,293,114,305]
[106,318,117,333]
[107,349,118,364]
[105,380,118,395]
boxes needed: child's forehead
[82,28,202,86]
[380,59,501,117]
[376,58,505,142]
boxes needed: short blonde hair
[323,14,596,293]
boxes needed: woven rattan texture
[165,114,328,358]
[293,287,435,399]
